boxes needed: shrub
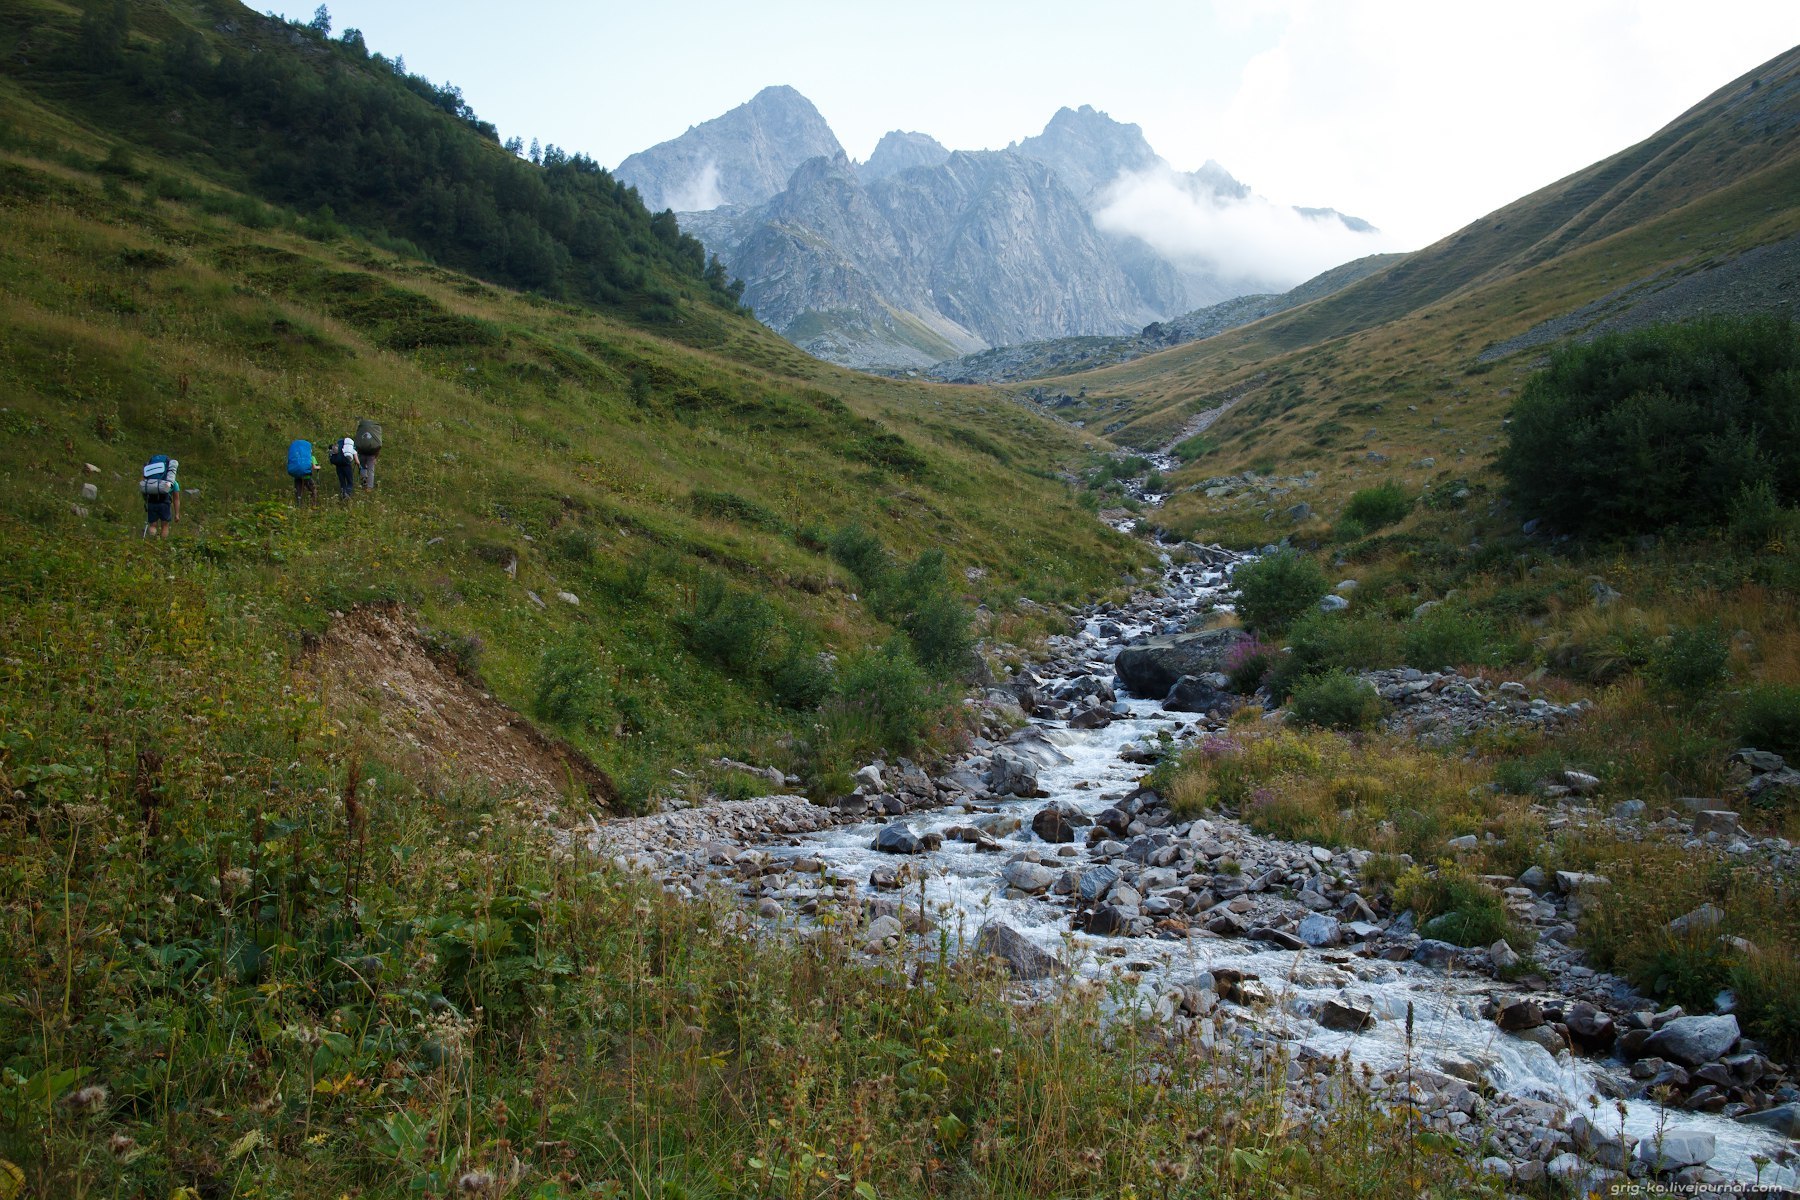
[1740,684,1800,759]
[1267,612,1401,702]
[533,638,607,729]
[830,640,936,753]
[1646,624,1730,696]
[1232,550,1327,635]
[1342,483,1413,531]
[1288,670,1383,730]
[551,526,597,563]
[1222,636,1277,694]
[1403,605,1505,672]
[1498,316,1800,535]
[1171,434,1215,463]
[827,523,892,591]
[1394,865,1521,948]
[1727,479,1787,547]
[769,643,834,711]
[683,576,779,675]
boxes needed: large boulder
[1163,673,1237,714]
[1635,1129,1715,1170]
[989,749,1043,797]
[974,922,1061,980]
[1114,629,1242,699]
[1032,800,1091,843]
[1736,1102,1800,1138]
[1643,1014,1739,1068]
[1001,860,1058,894]
[872,823,925,855]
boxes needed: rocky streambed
[593,547,1800,1194]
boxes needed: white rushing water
[774,555,1798,1188]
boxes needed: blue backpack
[286,440,313,479]
[140,454,175,497]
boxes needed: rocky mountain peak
[859,130,951,183]
[614,85,842,213]
[1014,104,1165,200]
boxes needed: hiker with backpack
[327,434,359,500]
[140,454,180,537]
[287,439,319,504]
[354,418,382,490]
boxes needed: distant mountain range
[616,89,1383,369]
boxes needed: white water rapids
[771,555,1798,1189]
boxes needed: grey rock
[1667,904,1725,937]
[1644,1015,1740,1068]
[1077,864,1122,903]
[854,764,884,792]
[872,823,925,855]
[974,922,1062,980]
[1691,810,1742,838]
[1031,800,1090,843]
[1735,1102,1800,1137]
[1319,997,1374,1032]
[990,748,1043,797]
[862,914,904,951]
[1001,860,1057,895]
[616,85,843,212]
[1636,1129,1715,1170]
[1413,940,1461,969]
[1086,904,1135,937]
[1318,593,1349,612]
[1114,628,1243,699]
[1296,914,1341,947]
[1496,999,1544,1032]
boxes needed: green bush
[1267,612,1401,702]
[1232,550,1327,635]
[1288,670,1384,730]
[1647,624,1730,696]
[1395,865,1523,949]
[1342,482,1413,531]
[828,523,893,592]
[1740,684,1800,759]
[769,643,834,712]
[1498,316,1800,535]
[1403,605,1505,671]
[683,576,779,675]
[533,637,608,729]
[831,641,936,753]
[1727,479,1788,547]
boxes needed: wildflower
[65,1085,109,1113]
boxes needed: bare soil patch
[304,604,615,811]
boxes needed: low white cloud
[1092,166,1394,293]
[667,161,724,212]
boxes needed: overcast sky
[267,0,1800,249]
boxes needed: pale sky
[267,1,1800,249]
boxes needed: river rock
[872,823,925,855]
[862,914,904,951]
[1087,904,1135,936]
[1320,997,1374,1032]
[990,748,1044,797]
[1496,999,1544,1032]
[1691,810,1742,838]
[1736,1102,1800,1137]
[1413,940,1461,969]
[854,764,884,792]
[1643,1015,1739,1068]
[1078,864,1121,902]
[1113,628,1242,698]
[1163,674,1235,714]
[1636,1129,1715,1170]
[1251,927,1307,952]
[974,922,1061,980]
[1032,800,1090,843]
[1002,860,1057,895]
[1564,1003,1616,1054]
[1297,914,1342,947]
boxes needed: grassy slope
[0,63,1156,812]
